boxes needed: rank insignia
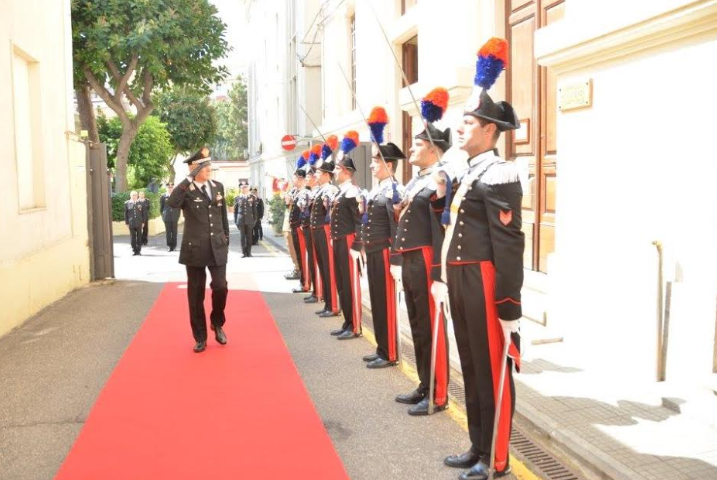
[499,209,512,226]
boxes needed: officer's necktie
[201,184,210,201]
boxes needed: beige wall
[537,0,717,383]
[0,0,90,337]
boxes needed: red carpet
[55,284,349,480]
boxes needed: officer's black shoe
[330,328,345,336]
[215,326,227,345]
[363,353,380,362]
[319,310,340,318]
[459,461,510,480]
[337,330,362,340]
[303,295,318,304]
[444,449,483,469]
[292,287,307,294]
[407,398,448,416]
[366,357,397,368]
[193,341,207,353]
[395,388,427,404]
[241,254,247,258]
[315,308,328,315]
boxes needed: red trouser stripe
[310,229,323,301]
[422,247,448,406]
[297,226,310,291]
[323,225,338,313]
[480,261,512,472]
[382,248,397,362]
[346,234,362,333]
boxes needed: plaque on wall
[558,79,593,112]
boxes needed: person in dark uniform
[391,87,452,415]
[298,142,330,305]
[252,187,264,245]
[433,38,523,480]
[125,190,148,256]
[160,182,181,252]
[234,183,257,258]
[310,154,340,318]
[138,190,151,245]
[359,124,405,367]
[288,158,309,293]
[329,132,363,340]
[168,147,230,353]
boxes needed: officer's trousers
[164,220,178,250]
[366,247,397,361]
[333,234,361,333]
[186,264,228,343]
[312,225,337,313]
[129,226,142,253]
[447,261,515,473]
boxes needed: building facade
[0,0,90,337]
[246,0,717,389]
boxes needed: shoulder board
[480,161,520,186]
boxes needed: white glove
[499,319,519,345]
[389,265,402,282]
[349,249,361,262]
[430,281,448,305]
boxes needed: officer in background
[433,38,524,480]
[138,191,151,245]
[252,187,264,245]
[168,147,230,353]
[125,190,148,256]
[160,182,181,252]
[234,183,257,258]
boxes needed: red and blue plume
[321,134,338,160]
[341,131,359,155]
[309,144,322,164]
[367,106,388,144]
[297,150,309,169]
[475,37,509,90]
[421,87,449,123]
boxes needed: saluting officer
[310,154,340,318]
[168,147,230,353]
[391,87,452,416]
[234,183,257,258]
[328,133,363,340]
[125,190,148,256]
[434,38,524,480]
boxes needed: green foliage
[71,0,229,94]
[155,88,217,155]
[267,193,286,235]
[110,190,161,222]
[99,114,174,189]
[210,75,248,160]
[224,187,239,210]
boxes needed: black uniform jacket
[432,150,524,320]
[160,193,181,222]
[360,178,403,267]
[169,178,230,267]
[330,181,363,251]
[310,183,338,230]
[288,188,305,229]
[392,168,445,277]
[234,194,258,227]
[124,200,148,229]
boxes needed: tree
[211,75,248,161]
[155,88,217,179]
[72,0,229,191]
[98,114,174,190]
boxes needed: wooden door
[506,0,564,273]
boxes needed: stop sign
[281,134,297,151]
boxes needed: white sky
[210,0,249,77]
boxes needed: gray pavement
[0,279,162,480]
